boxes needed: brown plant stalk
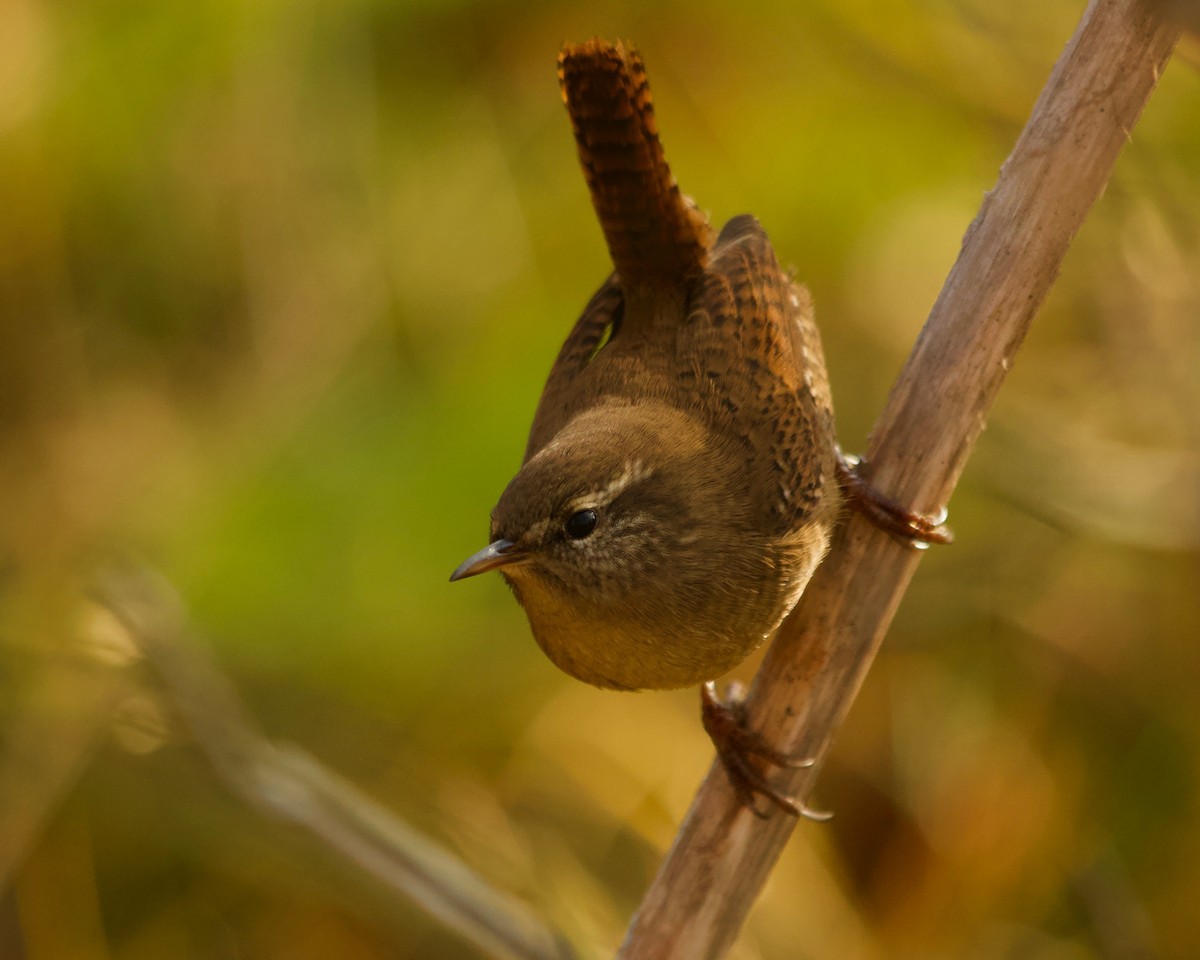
[617,1,1180,957]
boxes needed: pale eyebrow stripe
[569,460,653,511]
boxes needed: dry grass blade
[92,563,575,960]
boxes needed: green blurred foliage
[2,0,1199,957]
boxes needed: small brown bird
[452,39,947,814]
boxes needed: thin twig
[618,1,1180,957]
[92,563,575,960]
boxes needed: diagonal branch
[618,1,1180,957]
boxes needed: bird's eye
[564,508,598,540]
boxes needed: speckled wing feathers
[676,216,835,536]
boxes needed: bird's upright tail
[558,39,714,300]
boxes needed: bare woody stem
[618,2,1179,958]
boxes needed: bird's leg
[836,451,953,547]
[700,681,832,821]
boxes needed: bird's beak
[449,538,527,582]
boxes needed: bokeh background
[2,0,1198,957]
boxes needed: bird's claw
[700,681,832,821]
[836,452,953,548]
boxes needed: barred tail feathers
[558,39,713,298]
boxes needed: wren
[452,39,946,815]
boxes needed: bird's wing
[675,215,836,535]
[523,275,624,462]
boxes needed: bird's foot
[700,681,832,821]
[836,452,953,548]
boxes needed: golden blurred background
[2,0,1198,957]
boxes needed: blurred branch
[618,1,1180,957]
[92,563,574,960]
